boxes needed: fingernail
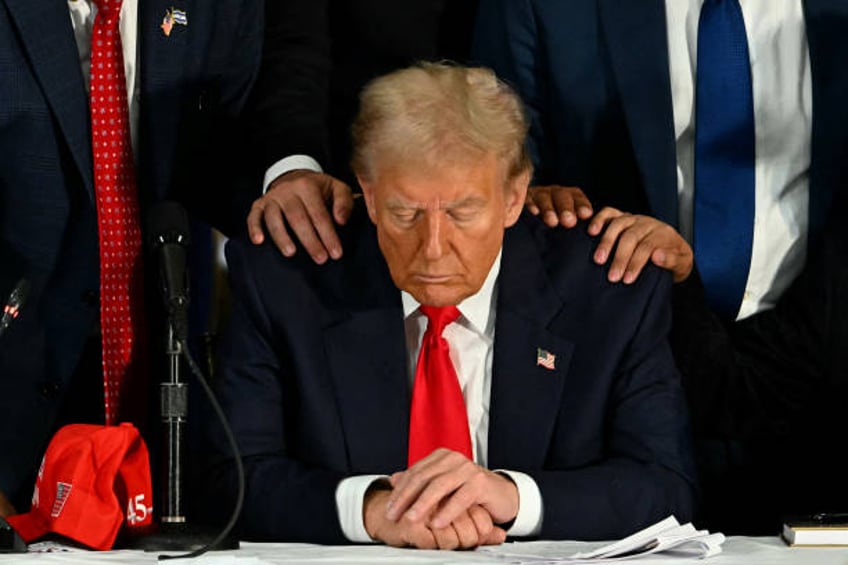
[330,247,341,260]
[623,272,635,284]
[579,206,592,218]
[283,245,295,256]
[561,211,575,225]
[431,517,446,529]
[405,509,418,521]
[609,268,622,282]
[595,249,607,263]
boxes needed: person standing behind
[0,0,261,516]
[473,0,848,533]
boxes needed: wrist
[363,479,392,540]
[492,471,520,526]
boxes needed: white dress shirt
[665,0,811,321]
[335,252,544,542]
[68,0,140,154]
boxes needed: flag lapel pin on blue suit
[161,7,188,37]
[536,348,556,370]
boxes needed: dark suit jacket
[249,0,479,188]
[473,0,848,533]
[204,207,695,543]
[0,0,261,509]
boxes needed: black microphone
[0,278,30,339]
[148,202,191,341]
[125,202,243,559]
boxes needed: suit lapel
[487,221,574,470]
[324,306,410,473]
[4,0,94,198]
[803,0,848,242]
[599,0,679,227]
[322,215,410,473]
[139,0,192,200]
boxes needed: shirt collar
[401,250,501,335]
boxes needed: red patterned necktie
[408,305,473,466]
[90,0,146,426]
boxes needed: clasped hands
[364,448,517,550]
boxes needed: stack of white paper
[482,516,725,562]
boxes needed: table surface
[2,536,848,564]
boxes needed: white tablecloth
[2,537,848,565]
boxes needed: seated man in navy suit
[203,62,695,548]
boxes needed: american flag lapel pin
[161,7,188,37]
[536,348,556,371]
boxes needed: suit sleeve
[170,0,266,236]
[200,241,348,543]
[472,0,554,184]
[248,0,331,176]
[530,272,697,540]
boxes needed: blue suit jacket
[472,0,848,242]
[205,206,696,543]
[0,0,261,508]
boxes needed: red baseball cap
[7,423,154,550]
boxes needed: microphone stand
[123,316,238,553]
[124,203,244,558]
[161,321,187,526]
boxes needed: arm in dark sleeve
[250,0,331,174]
[532,272,697,540]
[170,0,266,236]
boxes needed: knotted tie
[90,0,146,425]
[408,306,473,466]
[693,0,756,320]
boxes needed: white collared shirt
[67,0,141,154]
[335,252,544,542]
[665,0,811,321]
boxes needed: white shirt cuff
[263,154,323,193]
[496,469,543,537]
[335,475,387,543]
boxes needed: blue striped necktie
[693,0,755,320]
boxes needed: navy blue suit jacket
[206,206,695,543]
[0,0,261,508]
[472,0,848,242]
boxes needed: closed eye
[446,203,483,223]
[392,209,421,225]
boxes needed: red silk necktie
[408,305,473,466]
[90,0,146,426]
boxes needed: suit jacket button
[82,290,98,307]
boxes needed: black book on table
[783,514,848,546]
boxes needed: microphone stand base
[119,521,239,552]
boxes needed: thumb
[485,526,507,546]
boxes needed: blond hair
[351,62,532,183]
